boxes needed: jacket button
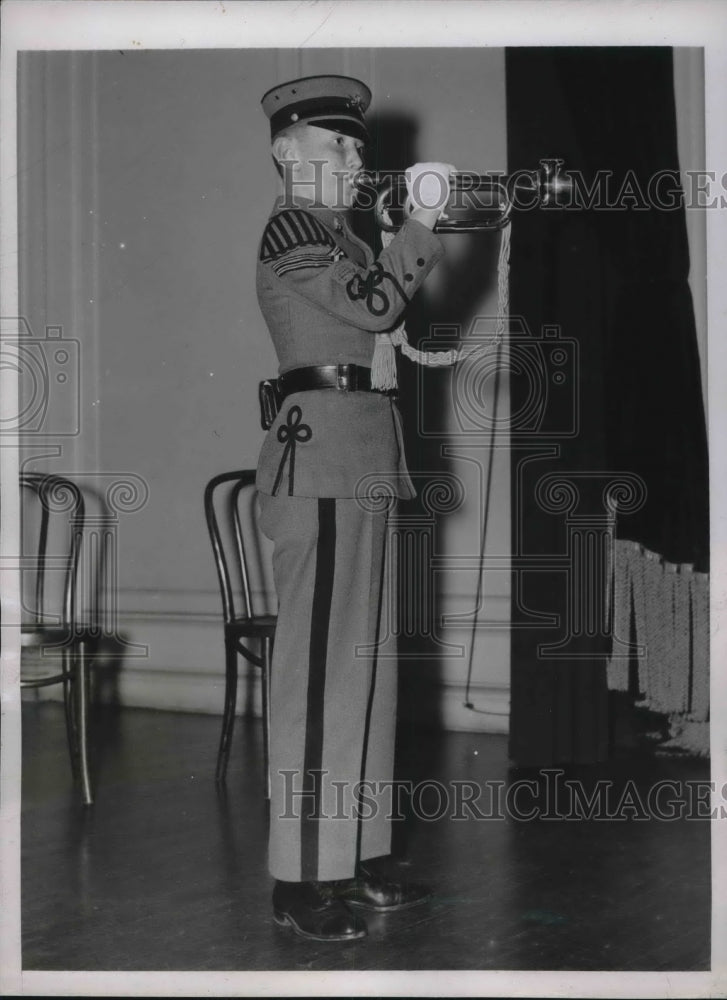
[417,257,425,266]
[404,272,413,281]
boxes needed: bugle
[353,158,574,233]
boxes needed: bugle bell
[353,158,574,233]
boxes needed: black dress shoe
[329,862,432,912]
[272,880,367,941]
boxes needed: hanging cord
[464,220,510,715]
[376,206,511,715]
[463,328,507,715]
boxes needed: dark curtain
[506,48,709,766]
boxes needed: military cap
[261,74,371,143]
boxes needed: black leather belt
[258,364,395,431]
[279,363,390,397]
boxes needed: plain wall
[673,47,707,397]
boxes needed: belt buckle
[337,365,354,391]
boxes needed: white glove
[405,162,457,216]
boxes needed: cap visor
[307,117,369,143]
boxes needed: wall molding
[31,597,512,734]
[32,662,511,735]
[114,586,511,620]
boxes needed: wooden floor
[21,702,710,972]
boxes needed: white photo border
[1,2,725,997]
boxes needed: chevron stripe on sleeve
[260,209,345,275]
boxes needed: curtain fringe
[607,538,709,756]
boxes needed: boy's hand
[405,162,457,230]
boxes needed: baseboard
[439,682,510,733]
[31,664,510,734]
[27,594,511,733]
[26,662,265,717]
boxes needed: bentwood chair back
[204,470,276,791]
[20,473,96,805]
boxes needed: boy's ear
[272,134,296,166]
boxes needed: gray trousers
[258,492,397,882]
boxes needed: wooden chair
[20,473,97,805]
[204,470,276,790]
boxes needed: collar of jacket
[273,193,351,234]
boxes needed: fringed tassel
[370,331,399,390]
[606,538,633,691]
[607,538,710,756]
[690,567,710,721]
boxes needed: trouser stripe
[355,514,386,866]
[301,497,336,880]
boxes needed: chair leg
[76,639,93,806]
[261,636,273,800]
[62,646,80,781]
[216,639,238,784]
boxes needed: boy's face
[282,125,366,209]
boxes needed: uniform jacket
[255,194,445,500]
